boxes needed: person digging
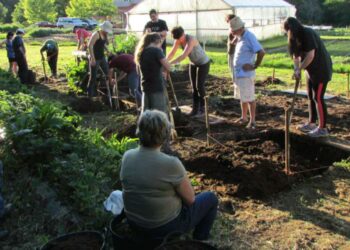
[40,39,59,79]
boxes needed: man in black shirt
[12,29,28,84]
[144,9,168,55]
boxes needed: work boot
[194,97,205,117]
[188,96,199,116]
[0,229,9,240]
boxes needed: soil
[173,130,349,199]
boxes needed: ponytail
[134,32,162,65]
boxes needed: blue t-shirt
[5,40,15,59]
[233,30,263,78]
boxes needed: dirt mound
[69,97,106,113]
[256,77,284,87]
[179,131,349,199]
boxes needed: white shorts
[234,77,255,102]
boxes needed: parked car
[56,17,89,30]
[36,21,63,28]
[81,18,99,30]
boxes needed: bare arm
[170,39,196,64]
[108,68,114,86]
[160,57,172,72]
[254,49,265,68]
[242,49,265,71]
[175,176,195,206]
[300,49,315,70]
[166,40,180,62]
[88,33,98,63]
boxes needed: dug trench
[172,128,350,200]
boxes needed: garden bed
[173,130,349,199]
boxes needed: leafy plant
[65,61,89,94]
[112,33,138,54]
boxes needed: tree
[23,0,57,24]
[66,0,117,18]
[0,3,8,23]
[286,0,324,24]
[323,0,350,26]
[55,0,70,17]
[1,0,20,23]
[12,0,26,24]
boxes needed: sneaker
[246,122,256,129]
[308,127,329,138]
[296,123,317,133]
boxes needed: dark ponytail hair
[283,17,304,57]
[6,32,14,40]
[134,32,162,65]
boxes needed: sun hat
[16,29,25,35]
[99,21,113,34]
[230,16,245,31]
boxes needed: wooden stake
[114,71,120,110]
[272,68,275,85]
[204,96,210,147]
[347,72,350,98]
[285,108,291,175]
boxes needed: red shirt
[76,29,91,41]
[109,54,136,74]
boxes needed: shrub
[65,61,89,94]
[26,27,71,38]
[0,23,22,33]
[112,33,138,54]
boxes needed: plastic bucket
[109,214,161,250]
[40,231,105,250]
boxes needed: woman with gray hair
[120,110,218,241]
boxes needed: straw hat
[230,16,245,31]
[99,21,113,34]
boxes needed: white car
[56,17,89,30]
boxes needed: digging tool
[288,77,301,124]
[41,56,48,83]
[168,73,183,122]
[113,71,120,110]
[164,87,178,141]
[99,66,113,109]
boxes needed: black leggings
[189,61,210,107]
[307,78,328,128]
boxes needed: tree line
[286,0,350,26]
[0,0,117,24]
[0,0,349,26]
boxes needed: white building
[126,0,296,41]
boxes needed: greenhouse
[126,0,296,41]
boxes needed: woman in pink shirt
[75,28,91,50]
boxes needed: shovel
[41,55,48,83]
[164,87,178,141]
[288,77,301,124]
[167,73,183,121]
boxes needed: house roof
[223,0,293,7]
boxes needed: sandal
[246,122,256,129]
[234,118,248,125]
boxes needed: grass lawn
[1,32,350,96]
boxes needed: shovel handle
[168,73,180,108]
